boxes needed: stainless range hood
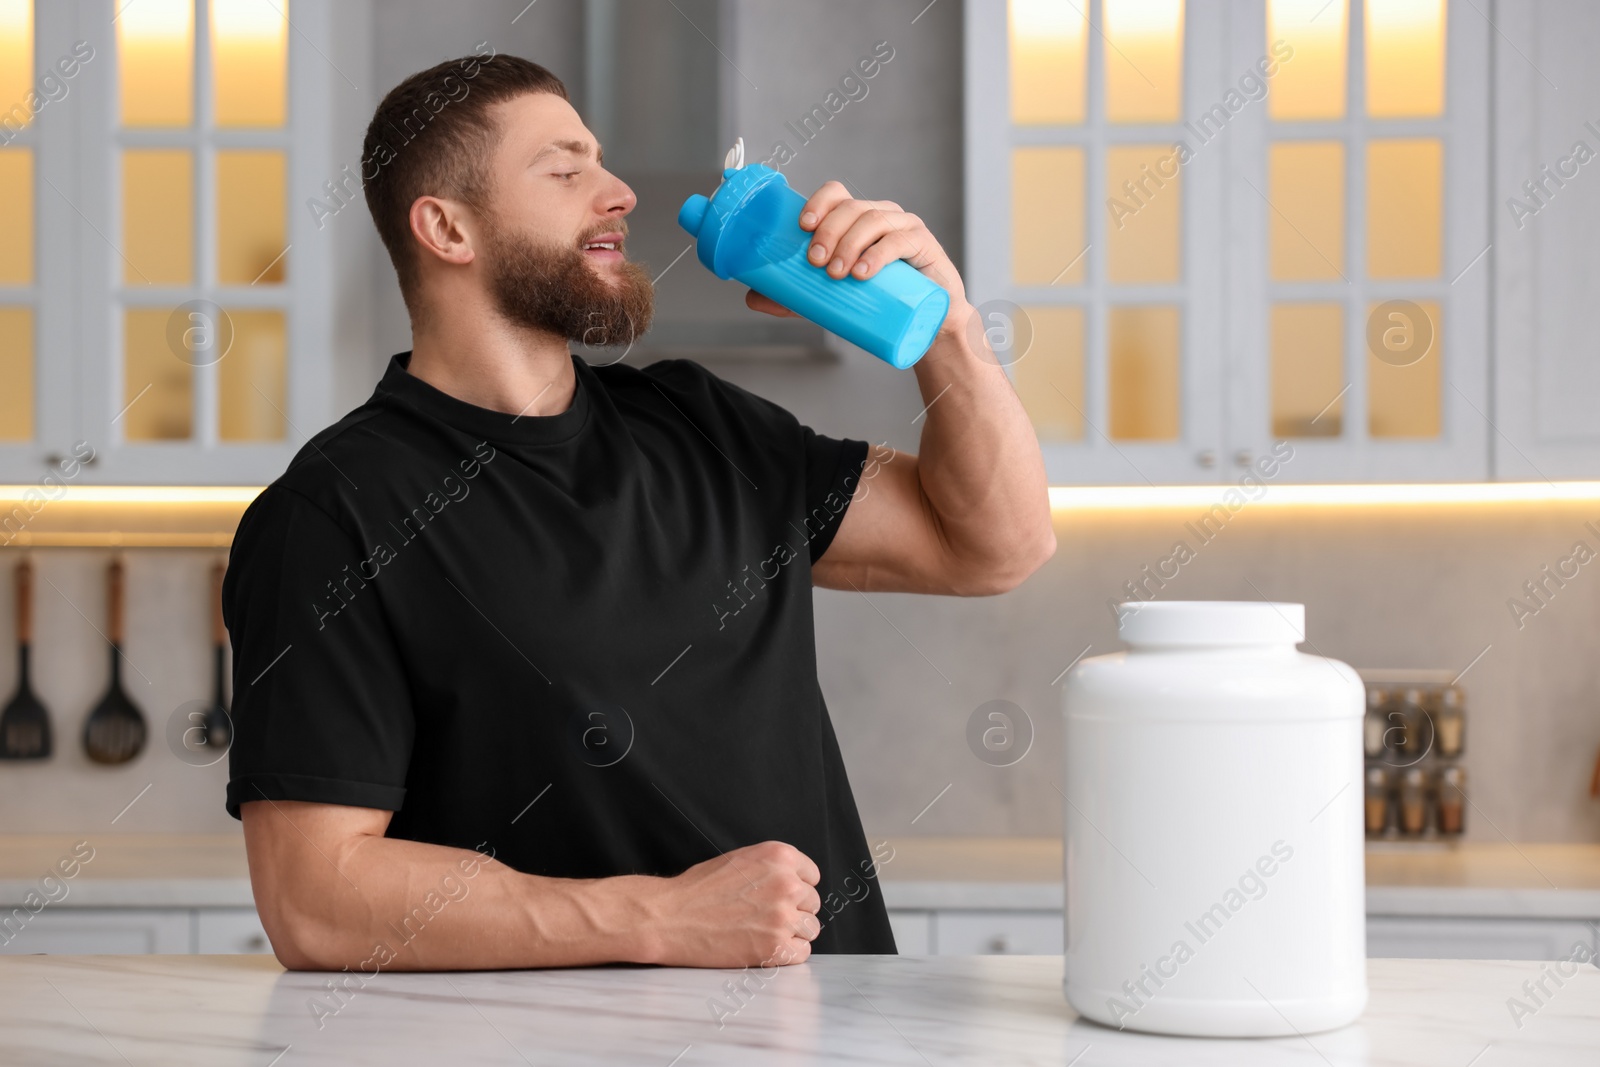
[580,0,832,364]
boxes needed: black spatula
[83,557,146,765]
[0,558,52,759]
[199,560,231,752]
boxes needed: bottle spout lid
[678,193,711,236]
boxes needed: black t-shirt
[222,352,896,954]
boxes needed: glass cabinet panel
[211,0,289,128]
[1368,299,1441,438]
[219,309,286,441]
[1012,146,1085,285]
[0,147,30,284]
[1009,0,1086,125]
[123,149,194,285]
[1107,144,1182,284]
[1271,303,1344,438]
[117,0,195,128]
[1267,0,1347,120]
[0,307,32,441]
[1012,305,1085,441]
[1367,138,1442,279]
[123,307,193,441]
[1366,0,1446,118]
[1104,0,1185,124]
[216,149,287,284]
[0,1,31,128]
[1269,141,1344,281]
[1109,305,1181,440]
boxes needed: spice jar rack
[1356,670,1468,840]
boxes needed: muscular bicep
[812,448,964,594]
[240,799,392,965]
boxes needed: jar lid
[1117,600,1304,646]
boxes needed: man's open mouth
[582,234,625,261]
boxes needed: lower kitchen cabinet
[889,909,1600,961]
[0,908,272,956]
[884,910,1067,956]
[886,910,932,954]
[1367,917,1598,962]
[195,909,274,955]
[0,909,192,955]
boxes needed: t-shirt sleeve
[653,359,870,565]
[221,485,415,820]
[799,425,869,564]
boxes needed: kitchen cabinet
[965,0,1495,484]
[886,909,932,955]
[932,910,1065,956]
[1367,916,1598,962]
[0,908,191,954]
[0,0,338,486]
[888,908,1600,961]
[0,907,270,955]
[1491,1,1600,480]
[194,908,272,955]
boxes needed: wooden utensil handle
[108,557,124,646]
[211,560,226,644]
[15,558,31,644]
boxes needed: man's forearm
[244,802,822,971]
[910,303,1055,585]
[250,818,659,971]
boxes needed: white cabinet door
[1367,916,1598,961]
[1493,0,1600,479]
[194,908,272,954]
[0,0,339,486]
[964,0,1228,486]
[0,909,191,954]
[1224,0,1491,483]
[933,910,1064,955]
[887,910,932,955]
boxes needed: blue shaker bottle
[677,163,951,370]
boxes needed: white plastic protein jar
[1061,601,1367,1037]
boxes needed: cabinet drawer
[195,909,273,954]
[1367,916,1598,961]
[0,909,191,954]
[934,910,1063,955]
[887,910,932,954]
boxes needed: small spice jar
[1364,765,1392,835]
[1436,685,1466,757]
[1399,766,1430,835]
[1437,764,1467,834]
[1395,688,1432,758]
[1364,687,1389,758]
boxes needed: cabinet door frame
[0,2,80,479]
[965,0,1228,486]
[69,0,334,485]
[1224,0,1492,483]
[1491,0,1600,480]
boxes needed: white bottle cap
[1117,600,1305,646]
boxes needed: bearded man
[223,53,1054,972]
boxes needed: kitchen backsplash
[2,481,1598,844]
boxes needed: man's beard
[480,217,655,351]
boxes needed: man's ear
[409,196,477,268]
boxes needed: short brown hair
[360,48,569,308]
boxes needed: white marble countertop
[2,953,1596,1065]
[6,834,1600,919]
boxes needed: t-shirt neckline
[376,350,592,446]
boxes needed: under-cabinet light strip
[1048,482,1600,509]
